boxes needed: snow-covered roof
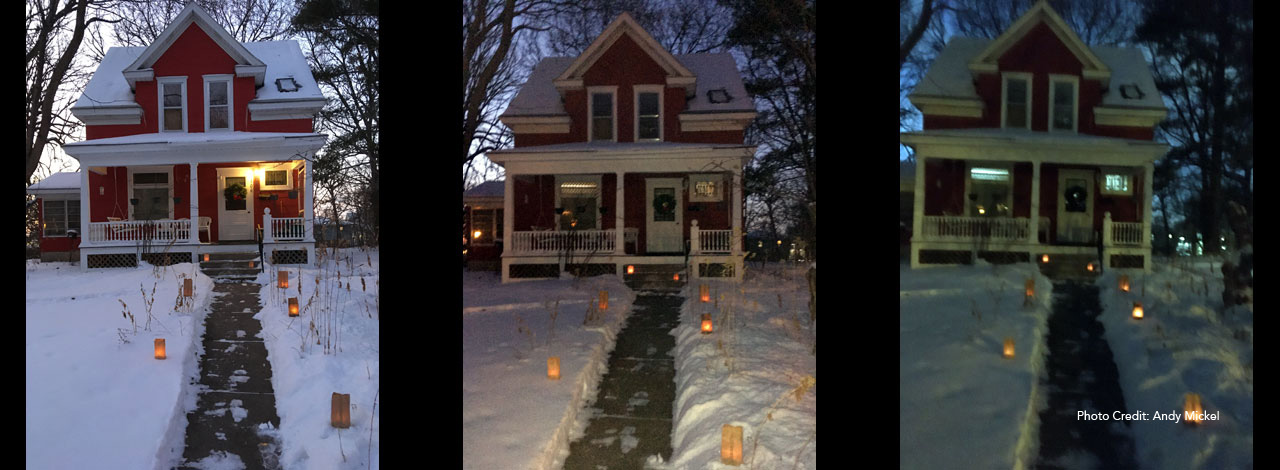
[911,37,1165,110]
[64,131,325,148]
[503,52,754,118]
[464,181,505,199]
[902,127,1168,148]
[27,172,81,195]
[73,40,322,113]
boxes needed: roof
[901,127,1168,147]
[489,140,753,155]
[911,37,1165,110]
[464,181,505,199]
[27,172,81,195]
[503,52,754,118]
[64,131,325,148]
[73,40,321,113]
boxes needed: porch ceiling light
[970,168,1010,182]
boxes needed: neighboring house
[61,4,324,268]
[27,172,83,262]
[901,1,1167,271]
[463,180,504,271]
[488,12,756,282]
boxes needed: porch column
[304,157,315,266]
[1029,161,1041,246]
[732,168,743,256]
[79,169,90,268]
[502,174,516,283]
[910,157,926,268]
[614,171,624,255]
[1143,162,1154,272]
[188,163,200,245]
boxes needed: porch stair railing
[1103,212,1143,246]
[920,216,1031,241]
[511,229,616,254]
[691,220,733,254]
[86,219,193,244]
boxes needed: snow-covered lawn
[254,247,381,470]
[462,271,635,470]
[899,262,1052,469]
[26,261,214,470]
[665,264,817,469]
[1096,259,1253,469]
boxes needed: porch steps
[1039,253,1103,282]
[200,251,262,280]
[623,263,688,291]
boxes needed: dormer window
[634,85,663,141]
[588,87,617,141]
[1049,75,1078,132]
[1001,72,1031,130]
[204,75,232,131]
[158,77,187,132]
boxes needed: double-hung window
[43,200,80,237]
[968,166,1012,217]
[634,85,663,141]
[1049,75,1078,132]
[588,87,617,142]
[205,75,233,131]
[159,77,187,132]
[556,176,601,230]
[1002,72,1032,130]
[131,169,171,220]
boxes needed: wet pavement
[175,279,282,470]
[1035,280,1138,470]
[563,291,682,469]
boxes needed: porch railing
[1104,212,1143,246]
[691,220,733,254]
[921,216,1031,241]
[87,219,193,244]
[511,229,616,254]
[269,217,307,241]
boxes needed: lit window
[558,179,600,230]
[969,167,1011,217]
[1102,173,1133,195]
[689,174,723,202]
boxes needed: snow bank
[26,261,213,470]
[899,263,1052,470]
[254,248,381,470]
[1096,260,1253,469]
[462,270,634,470]
[666,265,817,469]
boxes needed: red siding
[512,175,556,231]
[84,22,313,140]
[923,159,966,216]
[1013,163,1032,218]
[87,168,130,221]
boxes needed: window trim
[127,165,174,220]
[1100,171,1134,196]
[257,162,294,191]
[963,163,1014,217]
[1048,74,1079,133]
[203,74,234,132]
[587,86,618,142]
[633,84,664,142]
[688,173,724,202]
[554,175,603,230]
[157,76,188,133]
[42,199,81,237]
[1001,72,1033,130]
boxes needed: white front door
[645,178,683,253]
[1057,169,1094,244]
[217,167,255,241]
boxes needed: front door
[1057,169,1094,244]
[217,168,255,241]
[645,178,683,253]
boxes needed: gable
[553,12,695,92]
[151,23,239,76]
[582,33,668,85]
[967,1,1109,82]
[121,3,265,90]
[997,22,1082,75]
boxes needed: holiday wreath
[652,193,677,215]
[224,183,247,201]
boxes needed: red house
[62,4,323,269]
[488,13,755,282]
[901,1,1168,271]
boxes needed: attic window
[1119,83,1145,100]
[707,88,732,104]
[276,77,300,93]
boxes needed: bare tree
[26,0,107,185]
[107,0,296,47]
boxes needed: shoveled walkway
[563,291,682,469]
[176,279,283,470]
[1035,280,1138,469]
